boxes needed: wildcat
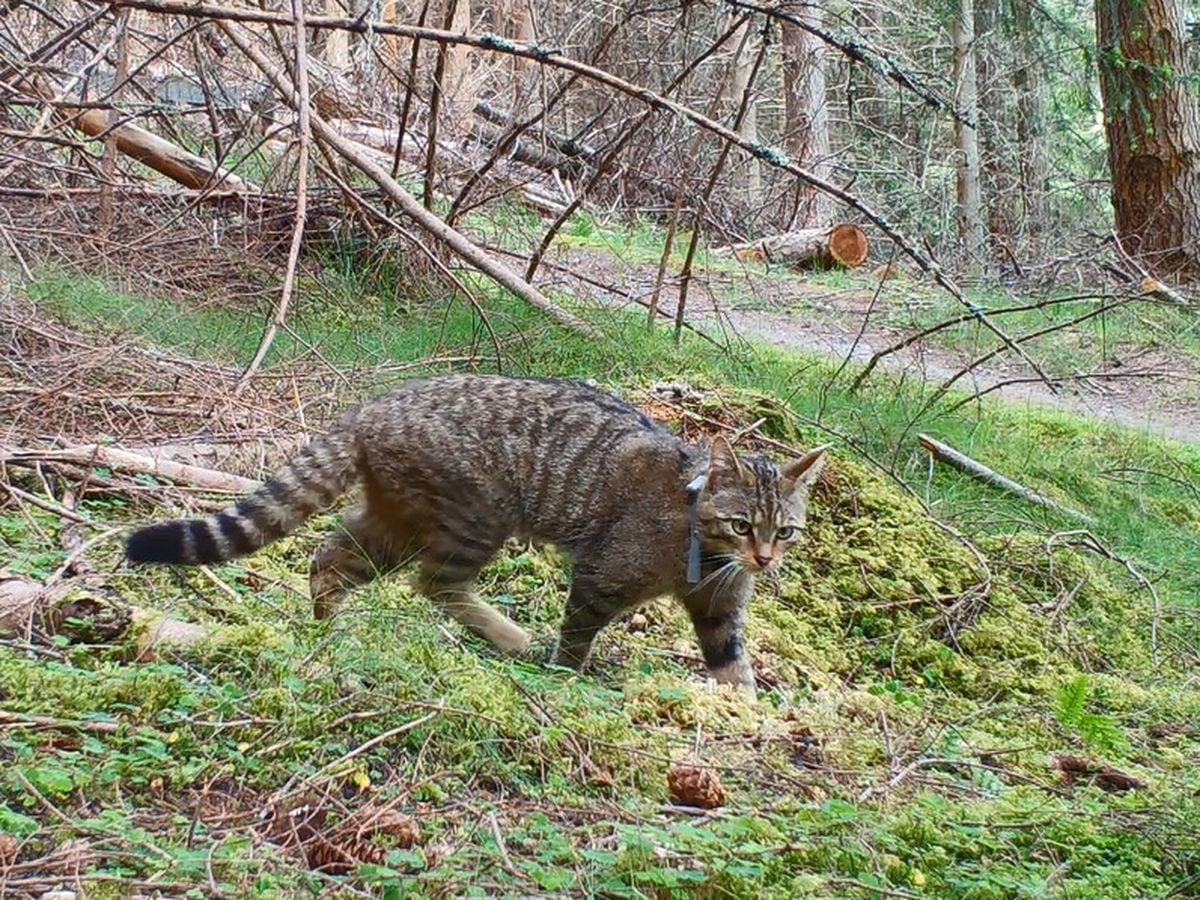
[125,375,827,689]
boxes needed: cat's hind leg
[310,504,408,619]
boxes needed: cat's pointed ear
[781,446,829,492]
[705,436,745,489]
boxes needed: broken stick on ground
[918,433,1096,524]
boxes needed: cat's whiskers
[702,561,745,602]
[689,555,738,593]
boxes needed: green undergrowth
[2,267,1199,896]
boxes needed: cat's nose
[753,553,771,569]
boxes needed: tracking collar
[685,468,708,584]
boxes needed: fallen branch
[113,0,1050,392]
[1055,754,1145,792]
[1,570,236,659]
[0,709,120,734]
[3,444,260,494]
[1045,529,1163,666]
[0,481,93,523]
[1139,276,1191,307]
[917,434,1096,524]
[219,21,600,339]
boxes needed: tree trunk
[323,0,349,66]
[501,0,536,94]
[953,0,987,271]
[1096,0,1200,279]
[780,1,832,229]
[440,0,476,140]
[974,0,1015,245]
[723,16,762,206]
[1010,0,1049,239]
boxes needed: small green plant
[1053,674,1127,754]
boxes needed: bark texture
[953,0,987,269]
[723,16,761,204]
[780,1,832,229]
[1010,0,1049,236]
[1096,0,1200,279]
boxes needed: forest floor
[541,236,1199,444]
[2,238,1199,898]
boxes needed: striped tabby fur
[125,375,827,688]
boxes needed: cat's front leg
[680,570,756,690]
[679,603,750,693]
[552,573,625,670]
[689,609,755,690]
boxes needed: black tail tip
[125,522,189,564]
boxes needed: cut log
[14,73,255,192]
[1139,275,1191,307]
[721,224,869,270]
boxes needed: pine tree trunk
[724,17,761,206]
[953,0,987,271]
[780,1,831,229]
[975,0,1015,245]
[1096,0,1200,279]
[1010,0,1049,239]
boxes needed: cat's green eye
[776,526,797,541]
[730,518,752,535]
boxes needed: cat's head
[693,437,827,574]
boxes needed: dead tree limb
[7,72,255,192]
[219,21,600,339]
[3,444,260,494]
[918,434,1096,524]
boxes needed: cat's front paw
[707,658,757,693]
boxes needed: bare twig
[111,0,1053,390]
[1045,530,1163,665]
[3,444,260,494]
[234,0,312,391]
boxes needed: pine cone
[667,763,727,809]
[344,808,420,850]
[0,832,18,868]
[308,834,386,874]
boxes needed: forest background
[1,0,1199,896]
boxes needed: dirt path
[545,245,1198,445]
